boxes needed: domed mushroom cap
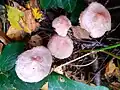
[15,46,52,83]
[79,2,111,38]
[47,34,73,59]
[52,15,72,37]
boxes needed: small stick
[71,56,98,67]
[56,51,95,69]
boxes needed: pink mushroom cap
[47,34,73,59]
[79,2,111,38]
[52,15,72,37]
[15,46,52,83]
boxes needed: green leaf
[56,0,64,9]
[70,0,84,24]
[6,5,24,30]
[0,73,16,90]
[0,42,25,72]
[39,0,52,9]
[8,69,48,90]
[39,0,77,12]
[62,0,77,13]
[48,72,109,90]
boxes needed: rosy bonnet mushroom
[15,46,52,83]
[47,34,73,59]
[52,15,72,37]
[79,2,111,38]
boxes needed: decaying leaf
[12,1,26,11]
[6,5,24,30]
[23,10,40,32]
[105,60,116,77]
[0,31,10,45]
[28,34,42,48]
[110,82,120,90]
[6,26,25,40]
[71,26,90,39]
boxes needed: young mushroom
[52,15,72,37]
[79,2,111,38]
[15,46,52,83]
[47,34,73,59]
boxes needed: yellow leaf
[32,8,43,19]
[6,5,24,30]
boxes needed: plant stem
[95,43,120,52]
[101,51,120,60]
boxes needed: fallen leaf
[0,31,10,45]
[105,60,116,77]
[71,26,90,39]
[110,82,120,90]
[12,1,26,11]
[6,5,24,30]
[23,10,40,32]
[41,82,48,90]
[19,18,32,33]
[7,26,25,40]
[28,34,42,48]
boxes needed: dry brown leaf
[0,43,3,54]
[0,31,10,45]
[12,1,26,11]
[23,10,40,32]
[105,60,116,77]
[28,35,42,48]
[71,26,90,39]
[7,26,25,40]
[41,82,48,90]
[110,82,120,90]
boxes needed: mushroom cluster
[15,2,112,83]
[48,15,73,59]
[79,2,111,38]
[15,46,52,83]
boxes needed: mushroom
[52,15,72,37]
[79,2,111,38]
[15,46,52,83]
[47,34,73,59]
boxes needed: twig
[93,59,100,86]
[109,22,120,33]
[101,51,120,60]
[71,56,98,67]
[56,51,95,69]
[108,6,120,10]
[104,0,109,6]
